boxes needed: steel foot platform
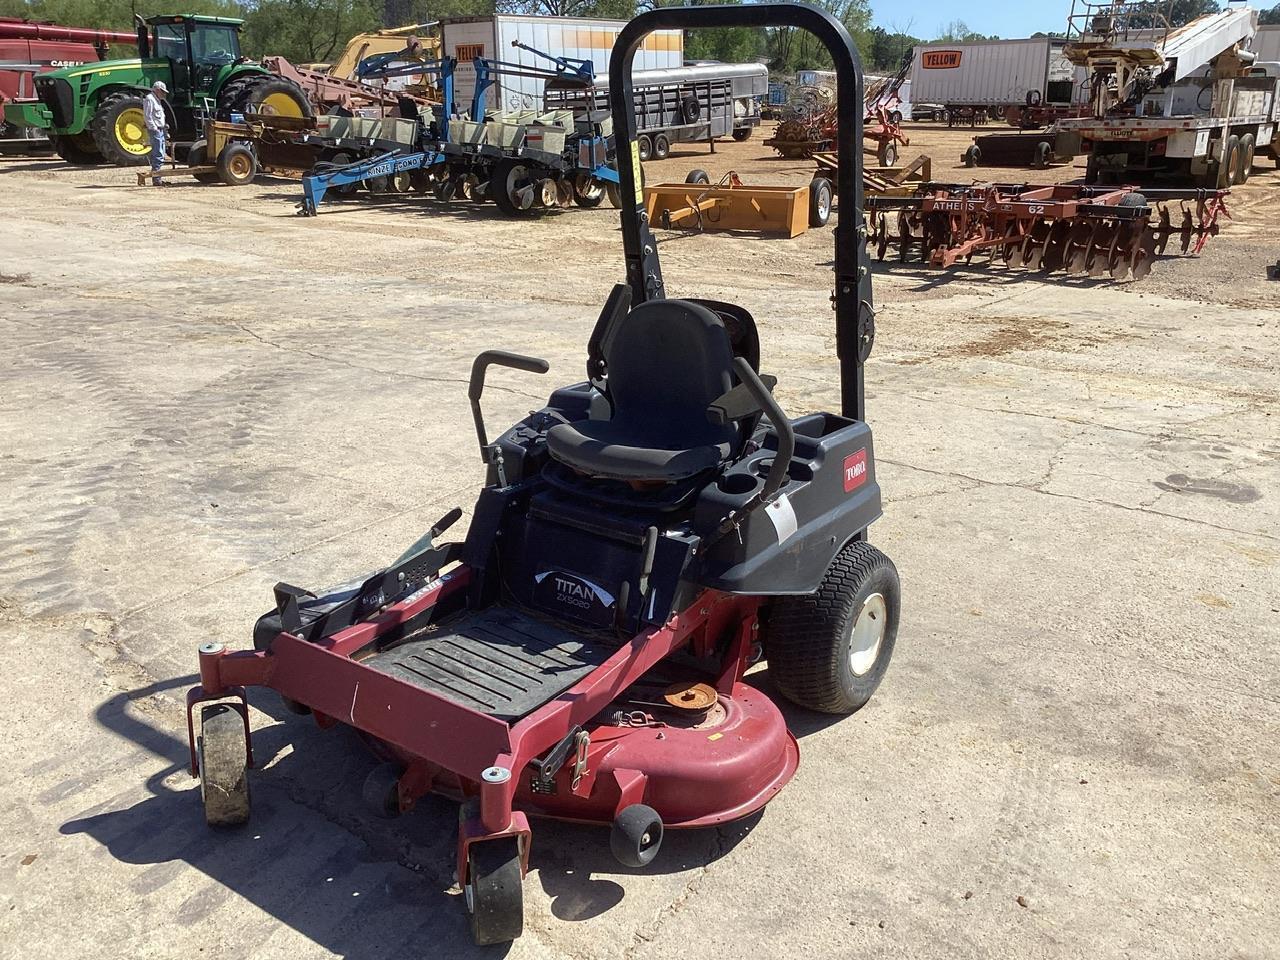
[364,607,614,721]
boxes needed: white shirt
[143,92,166,132]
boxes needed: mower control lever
[468,350,550,472]
[730,358,795,503]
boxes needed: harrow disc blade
[897,212,912,263]
[1108,226,1133,280]
[1154,206,1172,255]
[1130,229,1157,281]
[1063,221,1093,274]
[875,213,889,261]
[1087,222,1115,277]
[1041,219,1072,273]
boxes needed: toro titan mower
[186,3,898,946]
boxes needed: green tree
[1262,4,1280,25]
[241,0,382,61]
[935,20,998,42]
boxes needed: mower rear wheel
[198,703,250,827]
[466,837,524,946]
[765,540,899,715]
[610,804,664,867]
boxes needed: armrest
[706,373,777,425]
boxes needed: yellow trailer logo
[922,50,963,69]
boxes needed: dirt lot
[0,119,1277,960]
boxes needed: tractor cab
[138,15,244,106]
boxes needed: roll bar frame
[608,3,874,423]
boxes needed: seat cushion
[547,419,730,482]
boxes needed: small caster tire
[466,837,524,946]
[610,803,663,868]
[808,176,833,227]
[362,763,402,819]
[198,703,250,827]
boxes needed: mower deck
[365,606,614,721]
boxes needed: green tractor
[3,14,311,166]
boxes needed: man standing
[144,81,169,185]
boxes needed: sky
[869,0,1067,40]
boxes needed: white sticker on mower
[534,571,615,608]
[765,494,798,544]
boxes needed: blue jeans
[148,129,166,176]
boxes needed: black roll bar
[608,3,873,423]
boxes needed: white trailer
[440,15,682,115]
[1057,4,1278,187]
[908,38,1087,124]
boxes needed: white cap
[152,80,168,93]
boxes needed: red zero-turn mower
[185,3,896,946]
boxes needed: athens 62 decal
[843,448,868,493]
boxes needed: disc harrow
[866,183,1229,282]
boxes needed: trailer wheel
[216,143,258,186]
[637,135,652,162]
[185,139,221,183]
[889,109,903,126]
[732,126,753,142]
[492,158,537,215]
[653,133,670,160]
[1237,133,1255,183]
[808,177,833,227]
[876,140,898,167]
[571,173,606,207]
[764,540,900,715]
[1219,134,1241,187]
[685,169,711,185]
[466,837,524,946]
[963,144,982,168]
[1032,141,1052,170]
[198,703,251,827]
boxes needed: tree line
[0,0,1254,73]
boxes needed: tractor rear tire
[764,540,900,715]
[217,143,258,186]
[218,74,312,121]
[52,133,104,165]
[186,139,221,183]
[90,92,152,166]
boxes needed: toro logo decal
[843,448,868,493]
[922,50,963,69]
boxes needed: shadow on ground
[62,672,786,956]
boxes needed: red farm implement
[865,183,1229,281]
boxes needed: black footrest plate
[364,607,613,721]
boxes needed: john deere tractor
[3,14,311,165]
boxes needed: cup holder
[717,472,759,495]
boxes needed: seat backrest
[605,299,736,434]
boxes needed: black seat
[547,299,737,482]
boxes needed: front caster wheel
[198,703,250,827]
[611,804,663,867]
[362,763,402,819]
[466,837,524,945]
[764,540,900,715]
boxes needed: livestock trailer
[544,61,768,158]
[440,15,682,113]
[908,37,1088,126]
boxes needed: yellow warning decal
[631,140,643,204]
